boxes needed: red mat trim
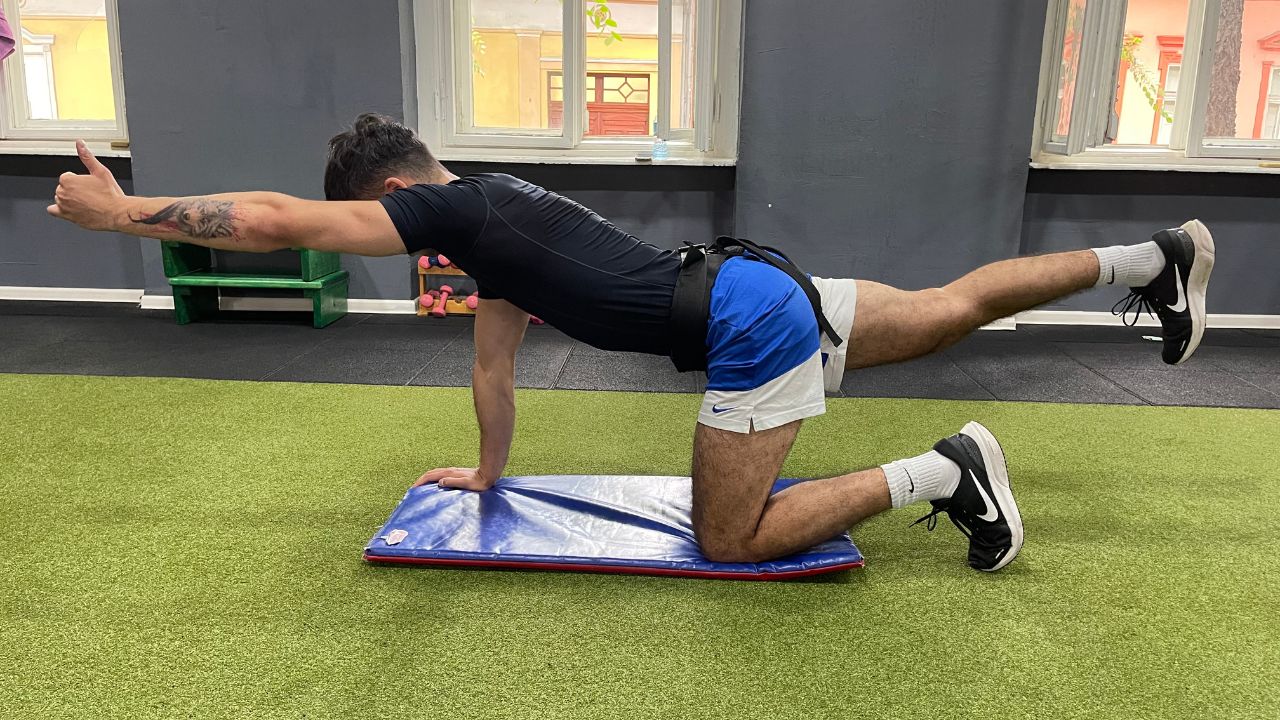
[363,552,863,581]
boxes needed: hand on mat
[48,140,127,231]
[414,467,495,492]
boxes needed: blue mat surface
[364,475,863,580]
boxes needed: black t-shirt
[379,174,682,354]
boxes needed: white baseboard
[140,294,418,314]
[348,298,417,314]
[979,317,1018,331]
[217,297,417,314]
[139,293,174,310]
[0,286,143,303]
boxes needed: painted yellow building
[470,1,692,135]
[16,14,115,121]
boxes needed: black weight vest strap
[669,243,726,372]
[667,236,844,373]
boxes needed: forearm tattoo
[131,199,240,240]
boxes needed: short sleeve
[378,180,488,255]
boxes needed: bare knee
[918,288,984,352]
[695,531,771,564]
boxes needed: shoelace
[909,505,975,539]
[909,506,945,532]
[1111,289,1162,327]
[911,500,1011,549]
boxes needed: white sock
[1091,242,1165,288]
[881,450,962,509]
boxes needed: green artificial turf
[1,373,1277,719]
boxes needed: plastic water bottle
[651,122,669,161]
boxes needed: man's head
[324,113,444,200]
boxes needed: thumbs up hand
[47,140,128,231]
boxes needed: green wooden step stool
[161,242,349,328]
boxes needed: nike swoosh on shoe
[972,469,999,522]
[1169,272,1188,313]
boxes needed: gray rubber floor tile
[1193,346,1280,375]
[1018,324,1144,344]
[1024,325,1275,348]
[1201,328,1280,347]
[840,355,994,400]
[947,343,1143,405]
[1098,369,1280,408]
[1,302,1275,409]
[407,329,575,389]
[555,349,699,393]
[1236,373,1280,398]
[1239,329,1280,344]
[1052,341,1204,372]
[10,334,319,381]
[266,322,462,385]
[405,335,474,387]
[362,313,464,326]
[0,315,85,346]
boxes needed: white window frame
[0,0,129,149]
[1031,0,1280,172]
[413,0,742,165]
[1261,65,1280,139]
[1154,62,1180,146]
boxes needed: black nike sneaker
[911,421,1023,572]
[1112,219,1215,365]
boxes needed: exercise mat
[364,475,863,580]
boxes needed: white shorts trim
[811,277,858,393]
[698,352,827,433]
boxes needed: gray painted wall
[116,0,409,298]
[448,162,736,249]
[1022,171,1280,315]
[735,0,1049,288]
[0,156,140,288]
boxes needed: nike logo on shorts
[711,404,734,414]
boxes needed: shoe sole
[962,421,1023,572]
[1176,219,1215,365]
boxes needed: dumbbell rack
[416,263,477,317]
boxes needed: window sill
[0,140,131,158]
[1031,151,1280,174]
[435,150,735,167]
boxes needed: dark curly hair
[323,113,441,200]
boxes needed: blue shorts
[699,257,857,433]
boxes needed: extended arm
[472,299,530,481]
[49,141,406,257]
[414,298,529,491]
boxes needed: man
[50,114,1215,572]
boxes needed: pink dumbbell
[465,292,479,310]
[435,254,451,268]
[431,285,454,318]
[417,292,436,309]
[417,255,432,271]
[530,316,545,326]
